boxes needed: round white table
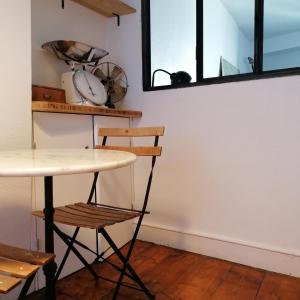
[0,149,136,299]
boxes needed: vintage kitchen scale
[42,40,128,107]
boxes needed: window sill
[143,68,300,92]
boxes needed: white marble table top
[0,149,136,177]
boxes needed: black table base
[43,176,57,300]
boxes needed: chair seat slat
[64,205,136,220]
[33,209,98,228]
[58,206,127,222]
[75,203,140,217]
[41,209,102,229]
[55,210,136,229]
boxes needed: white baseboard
[137,222,300,277]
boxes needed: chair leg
[55,227,81,280]
[100,228,155,299]
[17,274,35,300]
[54,225,99,280]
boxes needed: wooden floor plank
[256,272,300,300]
[209,264,265,300]
[56,241,172,300]
[142,249,202,294]
[26,241,300,300]
[167,256,232,299]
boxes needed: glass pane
[263,0,300,71]
[150,0,196,87]
[203,0,255,78]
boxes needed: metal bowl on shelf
[42,40,109,65]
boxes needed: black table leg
[43,176,57,300]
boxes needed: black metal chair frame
[52,133,161,299]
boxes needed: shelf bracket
[112,13,120,26]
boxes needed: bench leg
[17,274,35,300]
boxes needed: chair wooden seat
[0,243,55,297]
[33,202,142,229]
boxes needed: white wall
[31,0,109,88]
[264,47,300,71]
[204,0,253,77]
[0,1,32,299]
[264,31,300,71]
[0,0,31,252]
[264,31,300,53]
[107,0,300,277]
[150,0,196,86]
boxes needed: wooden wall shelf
[32,101,142,118]
[70,0,136,18]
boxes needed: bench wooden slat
[95,145,162,156]
[0,258,39,279]
[0,244,54,266]
[0,274,21,294]
[99,126,164,137]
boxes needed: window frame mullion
[142,0,152,90]
[254,0,264,74]
[196,0,204,82]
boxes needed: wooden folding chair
[33,126,164,299]
[0,243,54,299]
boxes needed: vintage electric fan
[42,40,109,106]
[93,62,128,108]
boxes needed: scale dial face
[73,70,107,105]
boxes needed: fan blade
[111,82,127,102]
[94,68,107,81]
[111,66,123,80]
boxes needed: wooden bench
[0,243,54,299]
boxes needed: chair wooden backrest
[96,126,165,156]
[95,126,164,215]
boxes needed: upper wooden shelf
[32,101,142,118]
[71,0,136,18]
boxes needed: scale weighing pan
[42,40,109,65]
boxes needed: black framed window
[203,0,255,78]
[150,0,197,87]
[142,0,300,91]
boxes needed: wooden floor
[27,240,300,300]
